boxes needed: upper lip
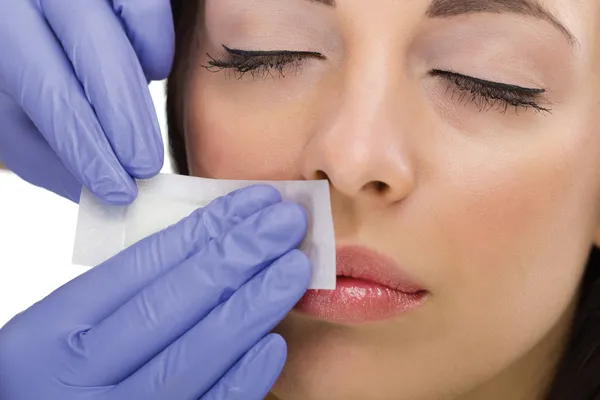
[336,245,426,293]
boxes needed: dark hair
[166,0,198,176]
[166,1,600,398]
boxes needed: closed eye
[429,69,551,114]
[205,46,551,114]
[204,46,325,79]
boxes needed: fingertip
[261,333,288,370]
[265,333,287,351]
[139,32,174,80]
[91,176,138,205]
[235,184,283,205]
[201,333,287,400]
[262,250,312,306]
[280,249,312,289]
[290,201,309,229]
[101,191,137,206]
[271,201,309,238]
[256,333,287,357]
[116,91,165,180]
[124,154,164,179]
[281,201,309,223]
[258,334,288,394]
[246,334,287,393]
[114,0,175,80]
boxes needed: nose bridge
[302,46,418,202]
[324,91,400,178]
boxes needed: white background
[0,82,171,327]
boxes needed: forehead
[201,0,598,59]
[203,0,594,30]
[539,0,597,44]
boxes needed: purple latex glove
[0,0,174,204]
[0,185,311,400]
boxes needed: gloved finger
[0,3,136,203]
[77,202,307,386]
[111,0,175,80]
[110,250,310,400]
[201,334,287,400]
[52,185,283,324]
[0,92,81,202]
[40,0,164,179]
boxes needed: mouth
[294,245,429,323]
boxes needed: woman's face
[183,1,600,399]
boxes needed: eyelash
[205,46,324,78]
[429,69,551,114]
[205,46,551,114]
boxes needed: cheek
[184,80,309,180]
[428,121,600,346]
[451,135,597,275]
[442,148,582,273]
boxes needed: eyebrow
[426,0,577,46]
[307,0,576,46]
[307,0,336,6]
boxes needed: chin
[271,314,418,400]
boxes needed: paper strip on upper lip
[72,173,336,290]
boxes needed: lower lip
[295,277,428,323]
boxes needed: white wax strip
[72,173,336,290]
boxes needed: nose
[300,68,419,206]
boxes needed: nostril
[370,181,390,194]
[314,170,329,181]
[312,171,390,196]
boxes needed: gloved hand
[0,185,310,400]
[0,0,174,204]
